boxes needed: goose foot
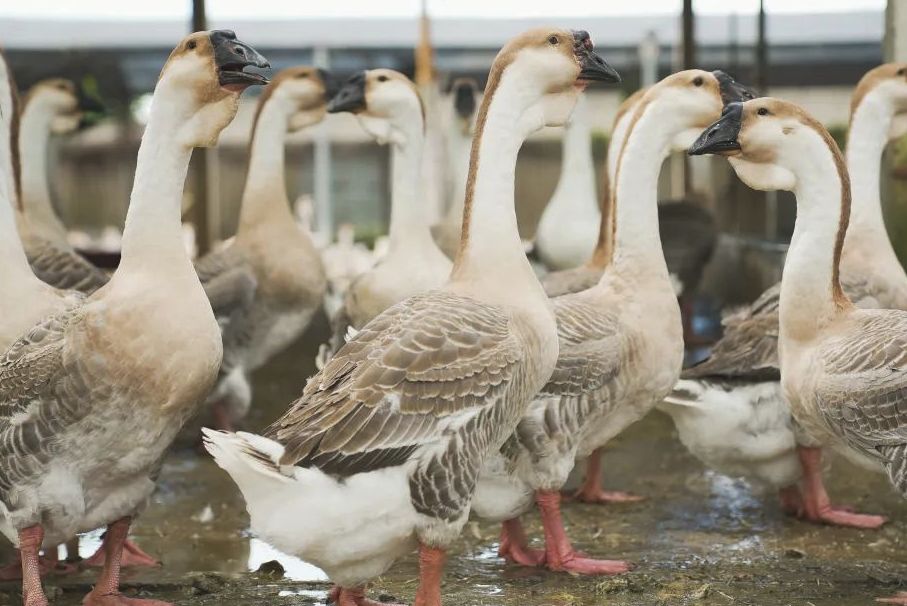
[778,485,803,516]
[327,586,406,606]
[536,490,632,576]
[84,539,159,568]
[82,594,173,606]
[797,446,886,529]
[565,449,644,505]
[877,592,907,604]
[414,543,445,606]
[0,549,76,580]
[498,518,546,567]
[19,526,50,606]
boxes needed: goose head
[851,63,907,141]
[689,98,839,192]
[257,66,339,133]
[643,69,757,151]
[156,30,269,148]
[451,77,479,135]
[25,79,82,135]
[327,69,423,146]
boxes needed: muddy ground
[2,318,906,606]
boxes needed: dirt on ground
[1,321,906,606]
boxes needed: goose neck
[387,121,433,254]
[552,104,597,210]
[845,96,892,242]
[0,62,18,212]
[19,102,68,245]
[0,177,37,286]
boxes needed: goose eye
[377,75,389,83]
[548,35,559,45]
[693,76,703,86]
[296,73,309,79]
[757,107,769,116]
[187,40,197,51]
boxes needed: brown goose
[204,28,618,606]
[472,69,752,575]
[0,31,268,606]
[664,64,907,528]
[194,66,333,431]
[689,95,907,605]
[17,79,110,294]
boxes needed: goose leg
[82,517,171,606]
[327,585,406,606]
[414,543,445,606]
[796,446,886,529]
[83,536,158,568]
[565,449,644,504]
[0,546,76,580]
[498,518,546,567]
[877,592,907,604]
[19,526,49,606]
[778,484,803,516]
[211,400,234,432]
[536,491,631,575]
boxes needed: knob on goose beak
[327,71,367,114]
[688,102,744,156]
[713,70,759,105]
[572,30,621,84]
[211,30,271,91]
[319,69,342,99]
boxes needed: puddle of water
[247,537,328,581]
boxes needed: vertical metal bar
[313,45,333,239]
[191,0,211,254]
[679,0,695,197]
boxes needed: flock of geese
[1,24,907,606]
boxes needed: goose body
[474,70,754,573]
[535,94,600,271]
[661,66,907,519]
[196,67,331,428]
[205,29,619,606]
[0,31,269,606]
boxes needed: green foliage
[591,129,610,158]
[825,122,848,152]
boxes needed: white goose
[472,70,751,575]
[322,69,452,353]
[663,64,907,528]
[689,95,907,605]
[17,79,110,294]
[433,77,479,260]
[194,66,332,431]
[534,93,600,271]
[204,28,618,606]
[0,30,268,606]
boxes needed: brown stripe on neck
[0,47,21,211]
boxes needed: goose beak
[713,70,758,105]
[327,71,367,114]
[572,30,621,85]
[689,102,743,156]
[453,81,477,120]
[319,69,342,100]
[211,30,271,92]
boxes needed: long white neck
[607,109,635,187]
[0,57,17,213]
[451,69,549,288]
[387,117,435,256]
[238,96,296,233]
[776,132,850,342]
[609,98,674,276]
[0,170,38,287]
[117,92,194,276]
[19,100,69,245]
[443,121,472,224]
[845,93,893,243]
[548,96,598,217]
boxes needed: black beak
[689,102,744,156]
[453,79,477,119]
[318,69,342,100]
[572,30,621,84]
[210,29,270,91]
[713,70,758,105]
[327,71,367,114]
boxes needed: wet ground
[3,319,907,606]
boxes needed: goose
[688,95,907,605]
[0,30,268,606]
[321,69,452,356]
[203,29,618,606]
[17,79,110,294]
[472,69,752,574]
[662,64,907,528]
[433,77,478,260]
[534,93,600,271]
[194,66,333,431]
[320,223,378,322]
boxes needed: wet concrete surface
[2,321,907,606]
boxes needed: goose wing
[540,294,624,396]
[195,245,258,316]
[540,265,603,298]
[267,290,523,477]
[24,237,109,295]
[681,310,780,381]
